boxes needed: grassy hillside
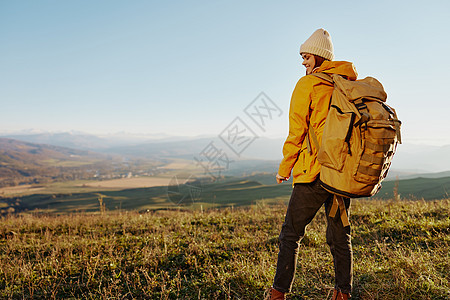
[0,199,448,299]
[377,176,450,200]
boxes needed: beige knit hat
[300,28,334,61]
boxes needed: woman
[267,29,358,300]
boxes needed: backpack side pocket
[318,105,355,172]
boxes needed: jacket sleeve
[278,76,313,177]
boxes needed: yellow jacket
[278,61,358,184]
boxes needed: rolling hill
[1,172,449,215]
[0,138,160,188]
[1,134,449,215]
[0,138,101,186]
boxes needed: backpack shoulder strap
[306,72,334,154]
[311,72,334,84]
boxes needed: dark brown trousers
[273,179,352,294]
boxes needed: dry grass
[0,199,448,299]
[0,185,45,197]
[0,176,175,197]
[78,177,173,189]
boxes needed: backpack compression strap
[329,195,350,227]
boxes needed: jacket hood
[315,61,358,81]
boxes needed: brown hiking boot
[264,287,286,300]
[331,289,350,300]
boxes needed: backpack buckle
[355,102,368,111]
[354,112,371,127]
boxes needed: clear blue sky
[1,0,449,144]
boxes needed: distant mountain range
[0,137,102,165]
[2,131,145,150]
[1,131,450,179]
[1,131,207,150]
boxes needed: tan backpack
[308,73,402,198]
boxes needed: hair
[313,55,328,69]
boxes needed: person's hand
[276,173,289,184]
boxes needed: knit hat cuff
[300,45,334,61]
